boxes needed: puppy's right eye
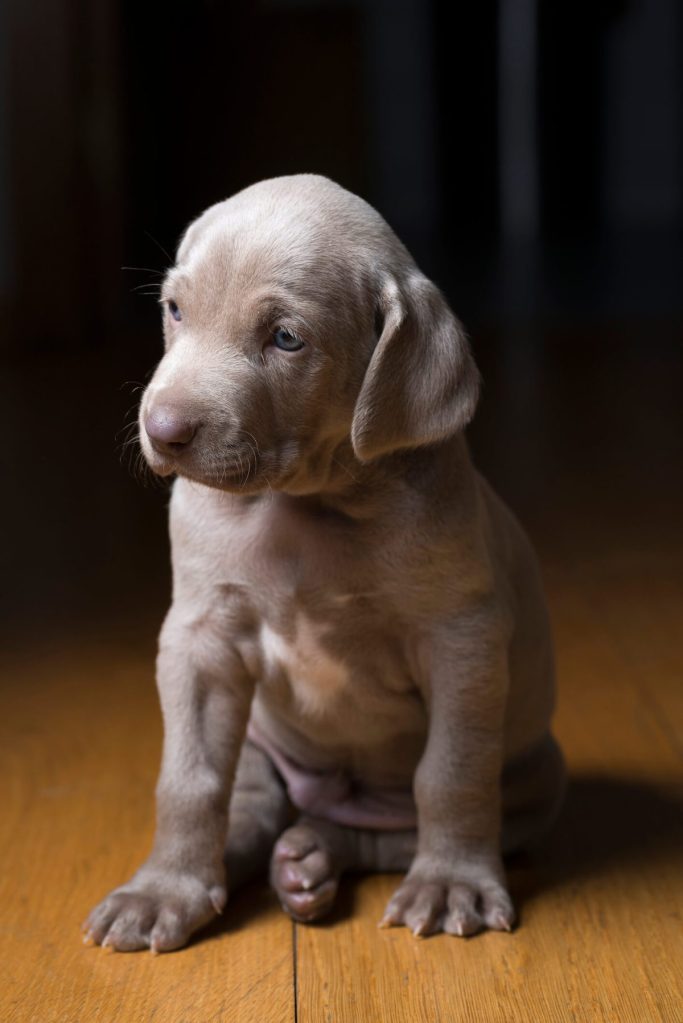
[168,300,182,322]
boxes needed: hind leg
[225,740,292,890]
[269,736,565,926]
[270,817,416,922]
[501,732,566,854]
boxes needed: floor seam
[293,920,299,1023]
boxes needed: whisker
[240,430,262,458]
[240,445,255,489]
[121,266,165,275]
[117,431,141,452]
[131,285,162,295]
[144,230,174,266]
[120,400,142,422]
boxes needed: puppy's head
[139,175,479,494]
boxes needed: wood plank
[571,553,683,748]
[0,641,295,1023]
[295,564,683,1023]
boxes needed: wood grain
[0,642,294,1023]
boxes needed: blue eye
[273,327,304,352]
[168,300,182,322]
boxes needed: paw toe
[271,825,340,923]
[443,883,483,937]
[84,895,123,945]
[280,877,338,922]
[481,885,516,931]
[84,874,221,954]
[381,874,515,938]
[149,905,189,953]
[272,825,320,863]
[403,883,446,936]
[277,848,332,893]
[100,899,156,951]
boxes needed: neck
[269,433,474,521]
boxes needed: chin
[141,442,293,495]
[174,461,277,495]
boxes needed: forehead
[182,194,338,277]
[178,230,307,290]
[164,210,363,327]
[165,256,321,332]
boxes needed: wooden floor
[2,323,682,1021]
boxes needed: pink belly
[247,722,417,830]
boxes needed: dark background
[1,0,681,647]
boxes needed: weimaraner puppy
[84,174,564,953]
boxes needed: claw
[209,886,226,915]
[490,911,513,932]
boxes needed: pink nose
[145,405,197,453]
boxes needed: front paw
[380,863,514,938]
[83,868,227,954]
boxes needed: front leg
[84,608,253,953]
[382,607,515,937]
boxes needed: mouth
[142,444,265,491]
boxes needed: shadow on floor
[193,772,683,942]
[189,880,288,950]
[509,772,683,912]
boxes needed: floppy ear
[350,273,480,462]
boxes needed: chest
[225,493,386,609]
[252,604,426,765]
[245,520,418,722]
[258,613,355,717]
[172,487,434,756]
[174,486,426,710]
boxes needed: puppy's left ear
[351,272,480,462]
